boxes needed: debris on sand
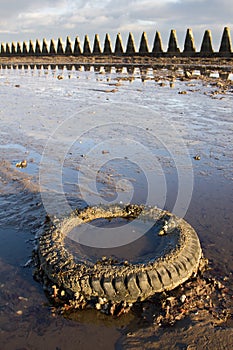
[146,272,233,327]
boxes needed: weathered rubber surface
[36,204,202,304]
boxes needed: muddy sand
[0,60,232,349]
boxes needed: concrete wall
[0,28,232,57]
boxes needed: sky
[0,0,232,52]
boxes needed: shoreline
[0,55,233,70]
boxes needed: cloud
[0,0,232,50]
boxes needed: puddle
[0,143,41,176]
[64,216,179,264]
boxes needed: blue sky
[0,0,232,51]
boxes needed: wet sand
[0,63,232,349]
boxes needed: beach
[0,62,232,349]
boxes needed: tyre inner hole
[64,216,180,265]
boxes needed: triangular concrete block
[42,39,48,54]
[152,31,163,53]
[35,40,41,55]
[11,42,16,54]
[104,34,112,54]
[29,40,35,54]
[126,32,136,54]
[219,27,232,52]
[57,38,64,54]
[49,39,56,54]
[23,42,28,54]
[17,42,22,55]
[83,35,91,54]
[167,29,180,53]
[114,33,124,54]
[183,28,196,52]
[93,34,102,54]
[74,36,82,55]
[139,32,149,54]
[65,36,73,55]
[200,30,213,53]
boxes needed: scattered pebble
[185,71,192,79]
[16,160,27,168]
[16,310,23,315]
[180,294,186,303]
[193,155,201,160]
[18,296,28,301]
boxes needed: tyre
[36,204,202,304]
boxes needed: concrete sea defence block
[93,34,102,54]
[114,33,124,55]
[152,31,163,54]
[83,35,91,54]
[167,29,180,53]
[6,43,11,55]
[74,36,82,55]
[17,42,22,55]
[1,43,5,55]
[57,38,64,55]
[139,32,149,54]
[49,39,56,55]
[103,33,112,54]
[35,39,41,55]
[200,30,214,53]
[219,27,232,53]
[29,40,35,55]
[22,41,28,55]
[42,39,49,55]
[65,36,73,55]
[183,28,196,53]
[126,32,136,55]
[11,42,16,54]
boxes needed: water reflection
[0,63,232,81]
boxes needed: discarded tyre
[35,204,202,306]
